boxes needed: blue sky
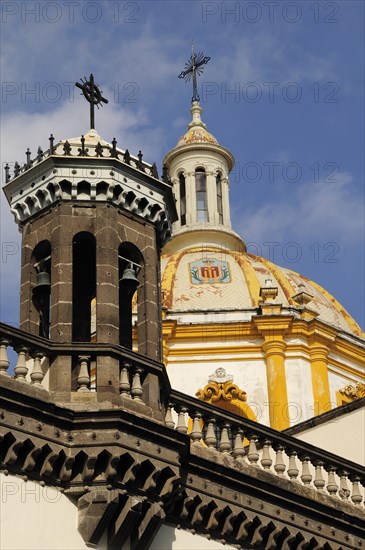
[0,0,364,330]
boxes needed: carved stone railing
[166,390,365,509]
[0,322,170,408]
[1,322,365,516]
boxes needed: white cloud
[234,172,364,244]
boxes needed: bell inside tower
[31,240,51,339]
[119,242,143,350]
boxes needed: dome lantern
[163,101,244,254]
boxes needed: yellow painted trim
[230,252,260,307]
[161,251,185,309]
[163,317,365,362]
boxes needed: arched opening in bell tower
[72,232,96,342]
[31,240,51,339]
[118,242,144,350]
[216,171,223,224]
[195,167,208,222]
[179,172,186,226]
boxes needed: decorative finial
[36,146,43,162]
[137,150,144,171]
[178,45,210,103]
[259,278,278,303]
[75,73,108,130]
[111,138,117,158]
[292,283,314,306]
[25,148,32,168]
[4,164,10,183]
[49,134,55,154]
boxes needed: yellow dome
[161,246,364,338]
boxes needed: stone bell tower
[3,121,176,406]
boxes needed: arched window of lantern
[72,232,96,342]
[118,242,144,350]
[216,171,223,224]
[195,167,208,223]
[179,172,186,226]
[31,240,51,339]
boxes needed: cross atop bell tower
[75,73,108,130]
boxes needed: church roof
[161,246,365,339]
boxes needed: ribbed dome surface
[161,246,364,338]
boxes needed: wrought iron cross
[178,44,210,103]
[75,74,108,130]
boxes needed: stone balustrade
[0,323,170,405]
[1,321,364,514]
[166,390,365,509]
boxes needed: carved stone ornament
[208,367,233,384]
[339,382,365,399]
[197,368,247,404]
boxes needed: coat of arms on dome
[189,258,231,285]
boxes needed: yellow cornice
[161,317,365,370]
[166,345,264,357]
[253,315,293,338]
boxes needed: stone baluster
[338,471,350,500]
[273,445,286,477]
[164,403,175,429]
[119,362,131,396]
[219,423,231,454]
[350,477,363,506]
[176,407,188,434]
[77,356,90,392]
[130,368,143,402]
[0,340,10,376]
[232,428,245,460]
[30,352,45,386]
[204,418,217,449]
[260,439,273,470]
[190,412,203,444]
[14,347,29,381]
[300,456,313,486]
[287,450,299,481]
[326,466,338,497]
[313,461,326,492]
[247,435,259,466]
